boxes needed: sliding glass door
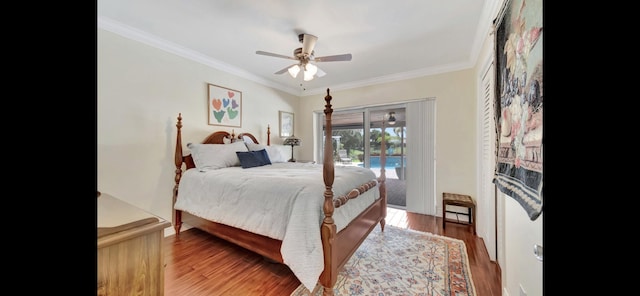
[369,109,406,181]
[315,99,435,215]
[318,105,407,208]
[369,109,406,208]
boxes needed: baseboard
[163,223,193,237]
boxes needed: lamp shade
[305,63,318,76]
[288,65,301,78]
[283,135,301,146]
[283,135,300,162]
[303,71,314,81]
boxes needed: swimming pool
[358,156,406,169]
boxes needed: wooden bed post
[267,124,271,146]
[320,89,337,296]
[378,117,387,231]
[173,113,184,235]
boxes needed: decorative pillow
[245,142,290,163]
[236,149,272,169]
[187,141,248,171]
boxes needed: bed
[172,89,388,295]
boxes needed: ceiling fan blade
[274,64,298,75]
[314,53,352,62]
[315,66,326,77]
[256,51,297,60]
[301,34,318,56]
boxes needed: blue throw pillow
[236,149,272,169]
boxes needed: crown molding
[300,61,473,97]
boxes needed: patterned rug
[290,225,475,296]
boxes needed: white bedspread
[174,162,379,291]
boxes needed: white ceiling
[98,0,498,96]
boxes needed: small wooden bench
[442,192,476,234]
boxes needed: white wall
[97,29,299,236]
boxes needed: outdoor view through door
[322,107,407,208]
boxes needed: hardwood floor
[164,207,502,295]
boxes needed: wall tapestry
[208,83,242,127]
[493,0,543,220]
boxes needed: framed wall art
[208,83,242,127]
[279,111,294,138]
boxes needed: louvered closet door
[478,60,499,261]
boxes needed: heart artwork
[228,91,235,98]
[231,99,239,109]
[213,110,226,123]
[211,98,222,111]
[227,107,238,119]
[222,98,230,108]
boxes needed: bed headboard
[200,131,260,145]
[173,114,270,170]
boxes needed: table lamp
[283,135,301,162]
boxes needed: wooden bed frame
[172,89,387,295]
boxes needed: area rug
[290,225,475,296]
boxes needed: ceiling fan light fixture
[387,112,397,125]
[256,33,352,81]
[305,63,318,76]
[302,63,318,81]
[288,64,300,78]
[303,70,314,81]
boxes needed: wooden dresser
[97,192,171,296]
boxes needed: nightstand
[97,192,171,296]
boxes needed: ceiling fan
[256,33,352,81]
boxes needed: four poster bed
[172,89,388,295]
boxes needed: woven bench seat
[442,192,476,234]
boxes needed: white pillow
[187,141,248,171]
[245,143,290,163]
